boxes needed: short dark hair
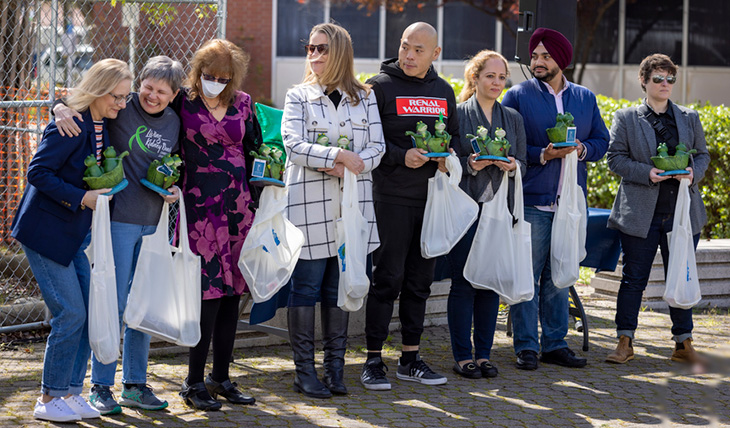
[638,53,678,92]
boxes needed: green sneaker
[120,384,168,410]
[89,385,122,415]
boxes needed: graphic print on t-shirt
[395,97,448,117]
[128,125,175,155]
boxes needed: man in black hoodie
[360,22,459,391]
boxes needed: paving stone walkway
[1,288,728,427]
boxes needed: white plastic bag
[238,186,304,303]
[664,179,701,309]
[336,170,371,312]
[420,153,479,258]
[464,164,534,305]
[124,193,201,346]
[87,195,119,365]
[550,151,587,288]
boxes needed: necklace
[201,96,221,111]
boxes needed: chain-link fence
[0,0,225,336]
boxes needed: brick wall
[227,0,273,104]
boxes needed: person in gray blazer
[606,53,710,366]
[448,50,526,379]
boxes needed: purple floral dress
[180,90,261,300]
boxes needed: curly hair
[459,49,510,103]
[186,39,250,106]
[638,53,677,92]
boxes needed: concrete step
[592,239,730,309]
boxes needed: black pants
[366,201,436,350]
[187,294,241,384]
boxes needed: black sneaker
[540,347,587,368]
[397,355,447,385]
[360,357,391,391]
[516,350,538,370]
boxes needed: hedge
[356,73,730,238]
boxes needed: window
[330,1,379,58]
[442,3,496,61]
[276,0,324,57]
[688,0,730,66]
[624,0,683,64]
[385,2,437,59]
[582,1,619,64]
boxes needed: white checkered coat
[282,83,385,260]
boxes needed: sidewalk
[0,288,728,427]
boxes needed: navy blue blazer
[12,110,108,266]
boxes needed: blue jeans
[288,257,340,308]
[511,206,569,354]
[446,221,500,362]
[616,213,699,342]
[91,221,156,386]
[23,233,91,397]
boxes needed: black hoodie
[367,58,460,207]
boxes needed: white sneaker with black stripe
[396,354,447,385]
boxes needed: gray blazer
[607,100,710,238]
[456,96,527,208]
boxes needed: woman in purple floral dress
[176,39,260,411]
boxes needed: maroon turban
[529,28,573,70]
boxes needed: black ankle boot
[180,379,222,411]
[321,306,349,395]
[288,306,332,399]
[205,374,255,405]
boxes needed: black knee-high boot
[288,306,332,398]
[321,306,349,395]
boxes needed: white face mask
[201,78,227,98]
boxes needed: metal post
[378,3,386,61]
[681,0,688,104]
[217,0,227,39]
[618,0,626,100]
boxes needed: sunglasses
[304,44,329,55]
[201,73,231,85]
[651,74,677,84]
[109,92,133,105]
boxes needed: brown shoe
[671,338,708,365]
[606,335,634,364]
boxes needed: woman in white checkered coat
[281,23,385,398]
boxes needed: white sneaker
[64,394,101,419]
[33,397,81,422]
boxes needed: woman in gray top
[448,50,526,379]
[54,56,184,414]
[606,53,710,367]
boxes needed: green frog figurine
[485,127,511,158]
[546,112,575,143]
[268,147,285,181]
[466,126,490,156]
[83,155,104,178]
[315,133,330,146]
[651,142,697,171]
[405,121,431,151]
[336,135,351,150]
[146,153,182,189]
[427,113,451,153]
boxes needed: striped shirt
[94,121,104,161]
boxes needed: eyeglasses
[651,74,677,84]
[304,44,329,55]
[109,92,132,105]
[201,73,231,85]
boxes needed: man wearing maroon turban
[502,28,609,371]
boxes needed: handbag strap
[638,103,678,146]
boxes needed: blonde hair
[459,50,510,102]
[66,58,133,111]
[301,23,369,106]
[186,39,250,106]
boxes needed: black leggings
[187,295,241,385]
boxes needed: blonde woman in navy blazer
[606,54,709,366]
[11,59,132,423]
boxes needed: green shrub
[356,72,729,238]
